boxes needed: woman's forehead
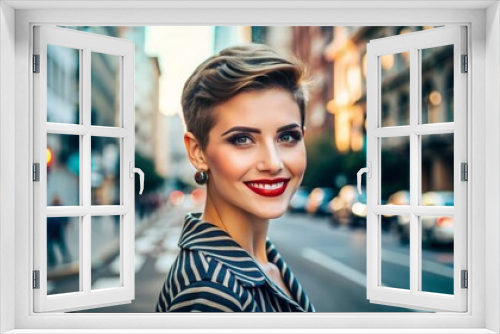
[213,89,301,128]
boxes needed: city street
[39,25,456,315]
[67,205,454,313]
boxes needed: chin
[250,205,288,220]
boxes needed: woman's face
[204,87,307,220]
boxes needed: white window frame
[33,25,136,313]
[366,26,467,312]
[0,1,498,333]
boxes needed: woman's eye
[228,134,253,146]
[279,131,302,143]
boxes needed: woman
[156,44,315,312]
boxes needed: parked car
[288,187,311,213]
[396,191,454,246]
[190,187,206,206]
[168,190,185,207]
[329,185,366,228]
[305,187,335,216]
[422,191,454,245]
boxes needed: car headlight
[352,202,367,217]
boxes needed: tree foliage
[302,134,366,191]
[134,152,164,194]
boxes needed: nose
[256,142,284,174]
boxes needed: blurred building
[46,36,80,206]
[117,27,162,165]
[324,26,453,192]
[325,26,370,153]
[46,43,80,124]
[71,26,163,203]
[161,114,191,185]
[291,27,334,144]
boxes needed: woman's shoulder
[167,248,246,291]
[170,248,211,285]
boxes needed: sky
[144,26,215,116]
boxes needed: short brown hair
[181,44,310,150]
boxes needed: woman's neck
[201,195,270,265]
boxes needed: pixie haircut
[181,43,311,151]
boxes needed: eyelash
[279,131,303,143]
[227,131,303,146]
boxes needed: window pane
[381,215,410,290]
[91,52,121,127]
[421,216,454,295]
[92,216,121,290]
[380,52,410,127]
[47,216,80,295]
[91,137,121,205]
[421,45,454,124]
[421,133,454,201]
[47,134,80,206]
[47,44,80,124]
[381,136,410,205]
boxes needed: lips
[244,178,290,197]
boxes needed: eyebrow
[221,123,301,136]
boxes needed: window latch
[129,162,144,195]
[357,162,371,195]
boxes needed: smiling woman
[155,44,315,312]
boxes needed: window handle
[129,162,144,195]
[357,162,371,194]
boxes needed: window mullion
[409,47,420,295]
[33,28,49,306]
[122,51,135,295]
[365,48,379,296]
[78,48,84,294]
[82,47,92,294]
[413,123,454,135]
[453,27,468,308]
[89,205,129,216]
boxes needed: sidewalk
[47,209,162,280]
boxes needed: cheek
[208,149,253,182]
[284,145,307,176]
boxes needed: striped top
[155,212,315,312]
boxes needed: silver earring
[194,170,208,185]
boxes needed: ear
[184,132,209,170]
[302,126,307,138]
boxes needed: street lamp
[47,147,53,167]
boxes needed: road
[70,207,453,313]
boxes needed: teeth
[249,182,285,190]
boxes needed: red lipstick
[244,178,290,197]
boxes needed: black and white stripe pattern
[155,212,315,312]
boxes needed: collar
[178,212,307,311]
[179,212,270,287]
[179,212,294,287]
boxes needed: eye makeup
[226,133,254,146]
[225,129,303,147]
[278,130,303,143]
